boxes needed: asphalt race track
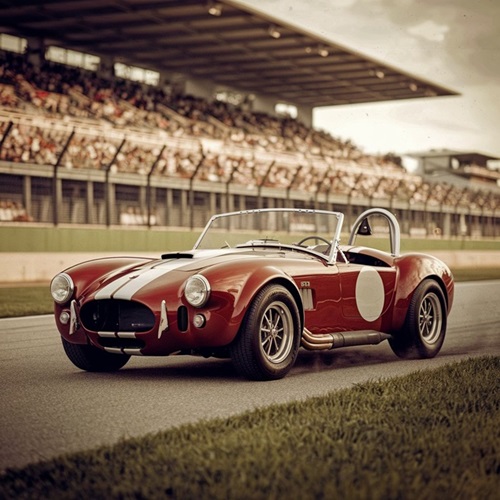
[1,281,499,472]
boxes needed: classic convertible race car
[51,208,454,380]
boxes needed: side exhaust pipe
[301,328,391,351]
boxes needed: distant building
[406,150,500,188]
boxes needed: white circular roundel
[355,267,385,322]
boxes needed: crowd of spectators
[0,50,498,215]
[0,51,368,156]
[0,199,32,221]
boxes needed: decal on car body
[355,266,385,322]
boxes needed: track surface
[1,281,499,472]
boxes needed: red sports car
[51,208,454,380]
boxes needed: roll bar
[348,208,401,257]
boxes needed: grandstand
[0,0,499,239]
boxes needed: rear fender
[392,254,454,330]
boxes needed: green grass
[1,266,499,318]
[0,286,53,318]
[1,225,499,253]
[0,356,498,499]
[450,267,500,282]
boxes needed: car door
[337,262,397,331]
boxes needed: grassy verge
[1,266,500,318]
[1,356,498,499]
[0,286,53,318]
[449,267,500,282]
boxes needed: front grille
[80,299,155,332]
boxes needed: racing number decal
[355,267,385,322]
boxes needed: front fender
[59,256,155,301]
[53,257,154,342]
[202,261,303,345]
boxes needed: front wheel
[389,279,447,359]
[62,337,130,372]
[230,284,301,381]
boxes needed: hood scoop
[161,252,195,260]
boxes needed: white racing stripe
[94,259,191,300]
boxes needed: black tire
[389,279,447,359]
[230,284,301,381]
[62,337,130,372]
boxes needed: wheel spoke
[418,293,442,344]
[261,334,272,354]
[258,301,295,363]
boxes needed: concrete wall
[1,251,499,284]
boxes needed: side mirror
[357,217,372,236]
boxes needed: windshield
[193,208,344,264]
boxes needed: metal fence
[1,165,499,239]
[1,112,499,238]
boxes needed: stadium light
[268,25,281,39]
[207,1,222,16]
[318,46,329,57]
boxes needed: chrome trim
[103,346,143,356]
[98,331,116,338]
[301,327,334,350]
[97,331,137,338]
[69,300,78,335]
[301,328,392,350]
[103,347,123,354]
[116,332,137,339]
[159,300,168,339]
[122,348,142,355]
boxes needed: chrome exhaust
[301,328,391,351]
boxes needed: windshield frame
[193,208,344,265]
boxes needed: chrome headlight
[184,275,211,308]
[50,273,75,304]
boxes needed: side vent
[300,288,314,311]
[177,306,188,332]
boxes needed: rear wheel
[389,279,446,359]
[230,284,301,381]
[62,337,130,372]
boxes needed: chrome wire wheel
[230,284,301,380]
[389,279,447,360]
[418,292,443,345]
[259,300,294,364]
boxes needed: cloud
[408,20,449,42]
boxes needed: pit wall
[1,224,499,283]
[1,250,499,284]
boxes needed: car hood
[88,247,309,302]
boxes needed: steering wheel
[296,235,331,247]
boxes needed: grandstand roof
[0,0,458,108]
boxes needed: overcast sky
[238,0,500,162]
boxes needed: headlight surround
[50,273,75,304]
[184,274,211,308]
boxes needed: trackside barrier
[0,251,499,284]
